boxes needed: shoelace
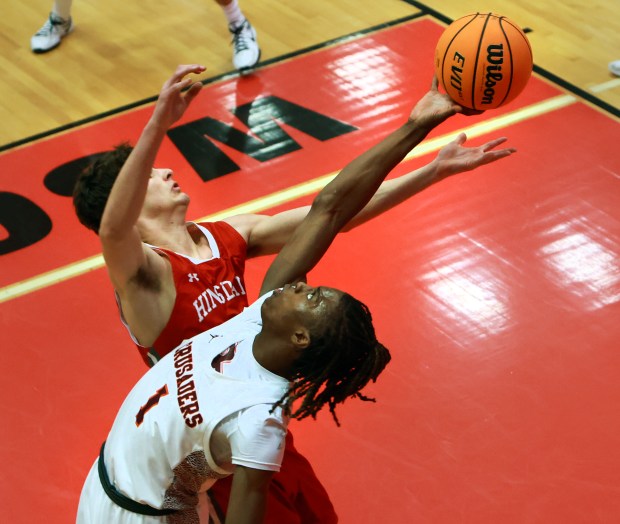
[231,22,252,52]
[35,15,68,36]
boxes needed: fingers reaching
[484,148,516,163]
[481,137,512,153]
[164,64,206,89]
[173,77,195,91]
[184,82,204,105]
[454,132,467,146]
[174,64,206,79]
[165,65,206,107]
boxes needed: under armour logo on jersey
[188,273,200,282]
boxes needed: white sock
[221,0,246,30]
[52,0,73,21]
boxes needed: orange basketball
[434,13,533,110]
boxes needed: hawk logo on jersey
[188,273,200,282]
[211,343,238,373]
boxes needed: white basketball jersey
[102,293,289,512]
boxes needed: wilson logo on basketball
[482,44,504,105]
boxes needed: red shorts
[208,431,338,523]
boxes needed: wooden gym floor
[1,1,619,522]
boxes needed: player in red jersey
[117,220,250,367]
[73,64,515,522]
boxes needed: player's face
[143,168,189,211]
[264,282,344,336]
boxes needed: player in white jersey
[78,294,288,523]
[77,76,514,523]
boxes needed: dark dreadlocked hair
[273,292,391,426]
[72,143,133,233]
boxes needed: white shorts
[76,459,166,524]
[77,458,218,523]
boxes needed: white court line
[589,78,620,93]
[0,94,578,304]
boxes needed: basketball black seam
[500,18,533,59]
[471,13,492,110]
[440,13,479,105]
[497,17,514,108]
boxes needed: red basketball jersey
[131,221,249,366]
[118,221,338,522]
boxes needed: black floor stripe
[3,3,616,154]
[0,12,424,153]
[401,0,620,118]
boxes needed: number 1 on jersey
[135,384,169,427]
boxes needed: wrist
[406,113,449,131]
[143,117,170,138]
[399,118,436,147]
[425,157,443,180]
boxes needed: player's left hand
[151,64,206,129]
[435,132,516,178]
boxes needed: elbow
[309,193,341,227]
[98,200,136,240]
[311,191,342,216]
[310,189,355,230]
[98,217,126,243]
[98,218,112,239]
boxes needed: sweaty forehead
[321,287,344,307]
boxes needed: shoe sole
[33,44,62,54]
[31,24,74,54]
[237,49,262,74]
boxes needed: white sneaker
[229,19,261,72]
[609,60,620,77]
[31,13,74,53]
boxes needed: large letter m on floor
[167,96,357,181]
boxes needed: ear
[291,327,311,349]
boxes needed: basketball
[434,13,533,110]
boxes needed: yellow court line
[0,94,577,305]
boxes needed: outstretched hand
[408,76,483,128]
[435,133,516,178]
[151,64,206,129]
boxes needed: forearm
[259,121,441,291]
[99,119,166,236]
[344,159,441,230]
[343,132,517,231]
[316,118,438,230]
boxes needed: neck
[139,207,206,255]
[252,332,295,380]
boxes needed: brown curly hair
[72,143,133,233]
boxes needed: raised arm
[343,133,514,228]
[98,64,205,289]
[227,133,514,257]
[259,78,483,295]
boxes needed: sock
[52,0,73,21]
[221,0,246,30]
